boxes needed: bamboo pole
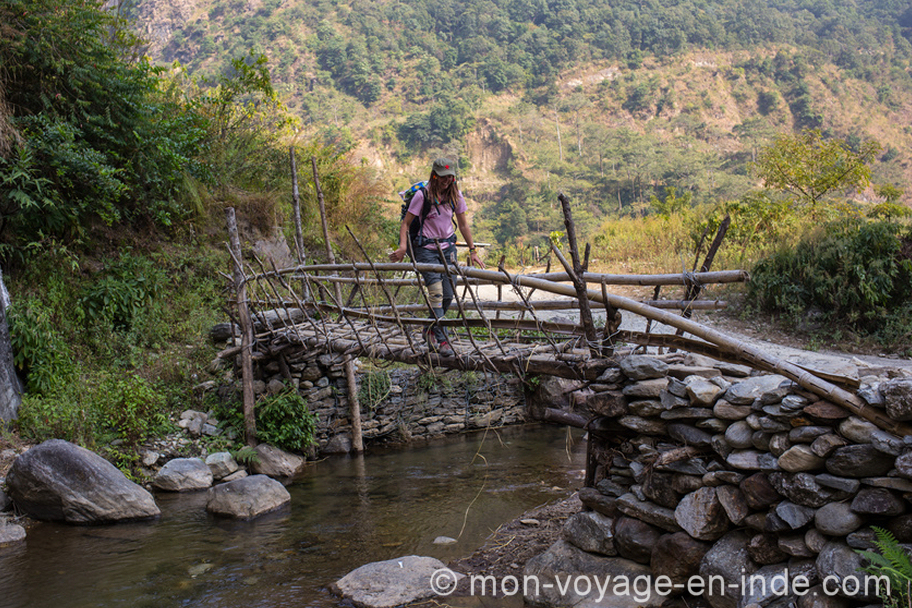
[312,158,363,453]
[225,208,257,447]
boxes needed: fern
[858,527,912,608]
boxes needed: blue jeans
[413,242,457,342]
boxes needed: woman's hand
[467,250,485,268]
[389,247,407,263]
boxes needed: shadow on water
[0,424,585,608]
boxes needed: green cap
[432,158,456,177]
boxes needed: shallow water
[0,425,585,608]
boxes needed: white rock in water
[433,536,457,545]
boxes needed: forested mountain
[135,0,912,247]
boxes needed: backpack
[398,181,457,246]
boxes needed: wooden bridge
[221,178,898,451]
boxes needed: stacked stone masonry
[235,349,527,454]
[543,352,912,608]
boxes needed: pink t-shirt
[408,189,467,248]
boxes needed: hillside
[134,0,912,248]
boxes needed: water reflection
[0,425,585,608]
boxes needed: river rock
[622,378,667,399]
[797,584,852,608]
[862,476,912,492]
[779,534,815,557]
[727,450,780,471]
[714,400,752,420]
[675,487,730,541]
[651,532,710,589]
[614,516,660,563]
[687,379,724,406]
[619,355,668,380]
[747,533,788,564]
[585,391,628,417]
[788,426,830,444]
[846,528,878,550]
[642,472,680,509]
[562,511,617,556]
[698,530,757,608]
[837,417,879,444]
[870,430,904,456]
[628,400,664,417]
[741,564,798,607]
[251,444,305,478]
[523,540,663,608]
[778,476,829,512]
[895,451,912,479]
[206,474,290,520]
[667,423,713,447]
[578,487,617,517]
[815,542,879,601]
[882,379,912,420]
[725,375,788,405]
[739,473,781,509]
[152,458,213,492]
[205,452,239,480]
[0,487,10,512]
[768,433,791,457]
[826,444,894,477]
[804,400,850,421]
[616,493,680,532]
[6,439,160,524]
[0,523,25,546]
[888,514,912,542]
[850,488,905,516]
[810,434,849,458]
[815,473,861,494]
[715,485,749,525]
[332,555,453,608]
[528,376,584,417]
[814,502,863,536]
[805,528,828,553]
[774,501,815,530]
[617,416,666,435]
[778,445,825,473]
[724,421,754,449]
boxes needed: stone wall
[527,352,912,608]
[234,348,528,454]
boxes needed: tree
[754,129,881,210]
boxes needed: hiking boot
[421,326,437,349]
[437,340,454,356]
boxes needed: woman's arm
[456,212,485,268]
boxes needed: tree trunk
[0,267,23,424]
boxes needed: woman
[389,158,484,355]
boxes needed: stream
[0,424,585,608]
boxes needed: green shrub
[100,375,170,446]
[217,388,317,452]
[7,296,74,394]
[15,391,97,446]
[749,218,912,345]
[858,527,912,608]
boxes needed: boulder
[0,523,25,545]
[747,534,788,564]
[614,516,660,564]
[152,458,213,492]
[715,485,749,525]
[206,474,291,520]
[527,376,584,418]
[523,540,663,608]
[616,493,680,532]
[850,488,906,516]
[739,473,781,510]
[675,487,730,541]
[331,555,452,608]
[251,444,305,478]
[698,530,757,608]
[725,375,788,405]
[562,511,617,556]
[687,379,724,406]
[6,439,159,523]
[777,445,825,473]
[205,452,239,480]
[815,542,880,601]
[651,532,710,589]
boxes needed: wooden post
[311,157,364,453]
[226,208,257,447]
[557,192,598,351]
[290,147,305,265]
